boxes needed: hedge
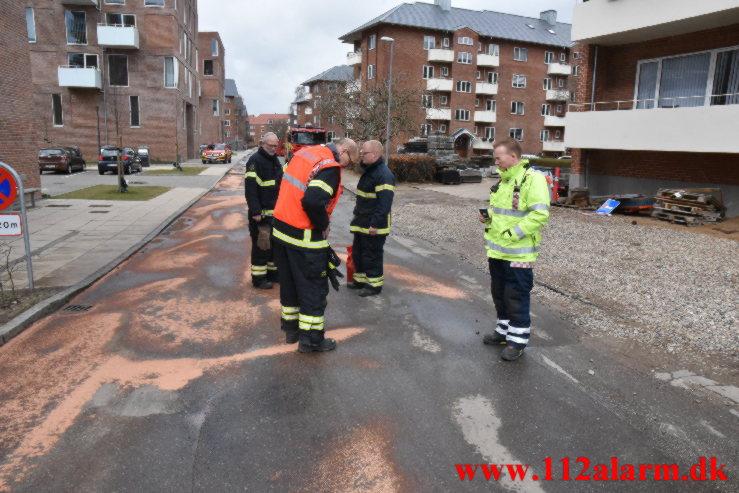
[387,154,437,182]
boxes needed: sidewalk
[0,149,252,343]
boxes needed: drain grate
[62,304,93,313]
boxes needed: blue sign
[596,199,620,215]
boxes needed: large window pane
[130,96,140,127]
[52,94,63,126]
[109,54,128,86]
[658,52,710,108]
[636,61,658,109]
[711,49,739,106]
[65,11,87,44]
[68,53,85,68]
[164,56,176,87]
[25,8,36,42]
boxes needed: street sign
[0,167,18,210]
[596,199,620,215]
[0,213,22,236]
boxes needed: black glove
[327,247,344,292]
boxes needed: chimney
[435,0,451,12]
[540,10,557,26]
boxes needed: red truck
[278,126,327,160]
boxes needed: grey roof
[340,2,572,48]
[302,65,354,85]
[225,78,239,97]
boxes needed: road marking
[699,420,726,439]
[540,355,579,384]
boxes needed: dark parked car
[136,146,150,167]
[98,146,142,175]
[38,146,86,174]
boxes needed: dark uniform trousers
[489,258,534,349]
[248,217,276,283]
[352,233,387,289]
[273,242,329,338]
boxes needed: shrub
[387,154,436,182]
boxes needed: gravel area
[391,188,739,355]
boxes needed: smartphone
[479,208,490,220]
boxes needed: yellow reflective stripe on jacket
[355,189,377,199]
[308,180,334,195]
[272,226,329,249]
[261,209,274,216]
[374,184,395,192]
[350,225,391,235]
[245,171,276,187]
[245,171,257,178]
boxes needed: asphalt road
[1,168,736,492]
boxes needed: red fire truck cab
[278,126,327,160]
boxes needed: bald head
[361,140,384,165]
[261,132,279,156]
[334,138,359,167]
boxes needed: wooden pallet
[651,210,712,226]
[654,202,721,218]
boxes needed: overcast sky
[199,0,576,116]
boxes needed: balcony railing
[474,111,496,123]
[542,141,566,152]
[58,65,102,89]
[426,108,451,120]
[60,0,98,5]
[347,51,362,66]
[547,63,571,76]
[477,54,499,67]
[476,82,498,95]
[543,115,566,127]
[473,138,494,150]
[568,93,739,111]
[546,89,570,101]
[97,23,140,49]
[426,78,453,92]
[427,48,454,63]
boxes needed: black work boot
[298,330,336,353]
[483,332,507,345]
[358,286,382,297]
[346,281,366,290]
[501,345,524,361]
[284,329,299,344]
[253,279,273,290]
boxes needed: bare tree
[271,120,289,140]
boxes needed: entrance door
[454,133,471,158]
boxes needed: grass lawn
[51,185,172,201]
[143,166,207,176]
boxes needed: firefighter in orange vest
[272,138,359,353]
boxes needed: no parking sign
[0,162,34,288]
[0,167,18,211]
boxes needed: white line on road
[540,355,579,385]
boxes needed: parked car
[136,146,150,167]
[201,143,232,163]
[98,146,142,175]
[38,146,86,174]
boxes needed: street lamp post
[381,36,395,163]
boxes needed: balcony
[60,0,98,5]
[97,24,140,49]
[58,66,102,89]
[304,93,312,100]
[565,100,739,153]
[426,78,453,92]
[473,138,493,151]
[347,51,362,66]
[427,49,454,63]
[474,111,496,123]
[425,108,451,120]
[305,107,313,115]
[546,90,570,102]
[476,54,499,67]
[543,115,566,127]
[542,141,566,153]
[547,63,571,76]
[572,0,739,45]
[476,82,498,95]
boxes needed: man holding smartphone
[479,139,550,361]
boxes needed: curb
[0,161,241,346]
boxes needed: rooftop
[225,79,239,98]
[249,114,290,125]
[302,65,354,85]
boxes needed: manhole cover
[62,304,93,313]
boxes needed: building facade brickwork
[198,31,225,145]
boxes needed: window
[422,65,434,79]
[456,81,472,93]
[423,36,435,50]
[25,8,36,43]
[439,123,447,132]
[164,56,178,87]
[422,94,433,108]
[571,90,577,102]
[478,42,483,52]
[475,98,480,107]
[225,108,231,115]
[211,39,218,56]
[488,44,499,56]
[203,59,213,75]
[486,99,496,111]
[543,78,553,90]
[513,47,528,62]
[268,119,273,124]
[572,65,579,76]
[485,127,495,140]
[544,51,554,64]
[224,120,230,127]
[442,37,450,48]
[441,66,449,77]
[556,104,563,113]
[130,96,140,127]
[440,95,448,105]
[368,34,376,50]
[560,52,567,62]
[52,94,63,126]
[458,36,474,46]
[509,128,523,141]
[540,130,550,142]
[555,130,561,139]
[105,0,124,4]
[145,0,165,5]
[68,53,98,68]
[212,99,219,116]
[476,70,481,80]
[487,72,498,84]
[108,54,128,86]
[457,52,472,64]
[712,48,739,105]
[368,64,375,79]
[65,10,87,44]
[573,52,581,60]
[512,74,527,88]
[473,126,479,135]
[106,13,136,26]
[558,78,565,88]
[510,101,524,115]
[455,109,470,121]
[421,123,431,136]
[541,104,551,116]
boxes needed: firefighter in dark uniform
[245,132,283,289]
[347,140,395,297]
[272,138,359,352]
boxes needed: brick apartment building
[293,65,354,141]
[224,78,249,148]
[248,114,290,144]
[198,31,225,145]
[23,0,214,162]
[339,0,574,156]
[566,0,739,215]
[1,1,41,199]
